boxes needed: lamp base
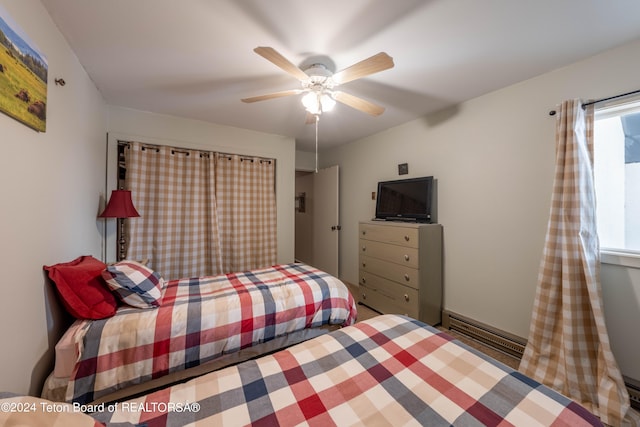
[117,218,128,261]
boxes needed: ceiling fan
[241,47,394,119]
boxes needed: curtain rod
[548,88,640,116]
[117,140,275,163]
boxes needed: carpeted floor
[348,283,521,370]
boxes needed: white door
[312,165,340,276]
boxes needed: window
[594,97,640,264]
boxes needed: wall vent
[442,310,527,359]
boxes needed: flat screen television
[375,176,433,223]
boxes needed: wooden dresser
[358,220,443,325]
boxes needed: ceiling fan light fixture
[302,91,335,115]
[301,91,319,114]
[320,93,336,112]
[304,63,334,86]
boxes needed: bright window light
[594,98,640,255]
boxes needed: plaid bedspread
[67,263,356,405]
[92,314,602,427]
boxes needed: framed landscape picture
[0,5,48,132]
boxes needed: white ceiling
[41,0,640,151]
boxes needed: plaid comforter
[93,314,602,427]
[67,263,356,405]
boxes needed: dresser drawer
[359,274,419,319]
[360,255,419,290]
[359,223,419,248]
[359,239,419,268]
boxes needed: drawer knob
[404,235,410,242]
[404,274,410,281]
[362,230,366,235]
[362,262,366,268]
[404,254,410,261]
[404,294,410,302]
[362,246,366,252]
[362,292,367,300]
[361,277,366,284]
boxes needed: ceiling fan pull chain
[315,115,319,173]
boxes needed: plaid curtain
[124,142,223,280]
[519,100,629,425]
[215,153,277,273]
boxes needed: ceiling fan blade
[331,52,394,85]
[241,89,303,103]
[333,91,385,116]
[254,47,309,82]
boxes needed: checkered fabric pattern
[215,153,277,274]
[66,263,356,405]
[519,99,629,425]
[93,314,602,427]
[123,142,277,280]
[102,260,164,308]
[124,141,224,280]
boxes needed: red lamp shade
[98,190,140,218]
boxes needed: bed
[41,260,356,406]
[6,314,602,426]
[94,314,603,426]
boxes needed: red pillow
[44,255,118,319]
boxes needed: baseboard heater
[625,376,640,411]
[441,310,526,358]
[441,310,640,411]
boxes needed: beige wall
[321,39,640,382]
[296,150,317,172]
[0,0,107,395]
[294,172,314,263]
